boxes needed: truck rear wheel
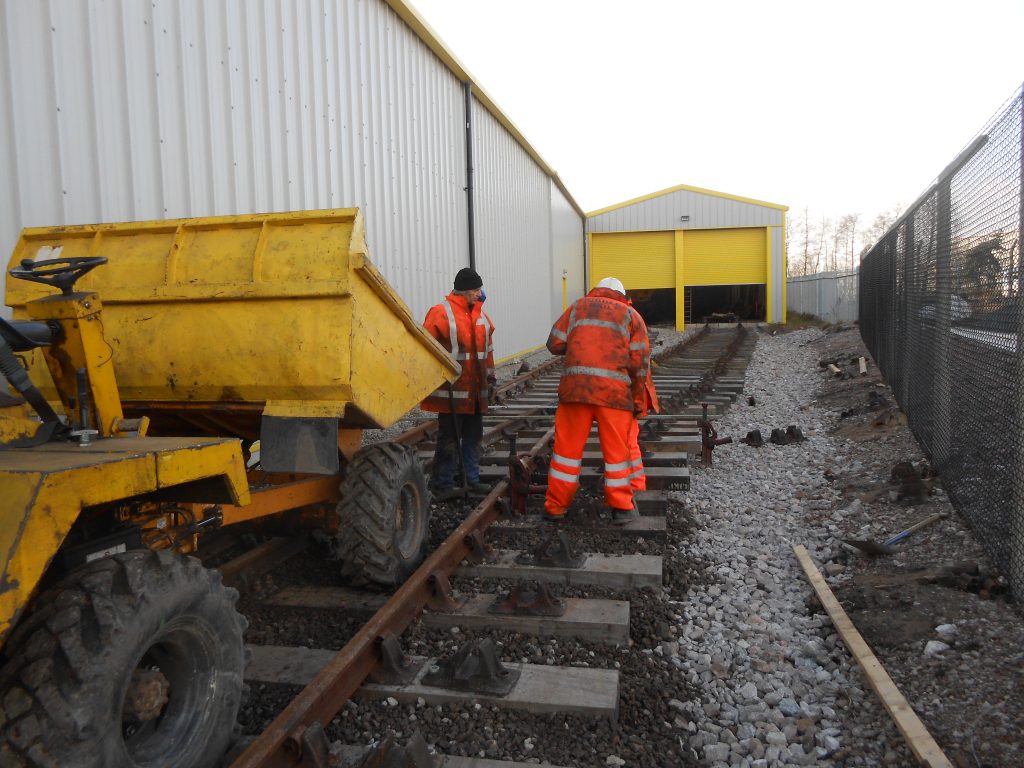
[0,550,245,768]
[335,442,431,587]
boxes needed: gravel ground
[234,322,1023,767]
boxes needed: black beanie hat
[453,267,483,291]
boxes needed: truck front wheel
[334,442,431,587]
[0,550,246,768]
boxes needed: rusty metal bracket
[741,429,764,447]
[488,581,565,617]
[785,424,806,443]
[351,731,437,768]
[508,453,547,515]
[462,530,488,565]
[426,571,463,613]
[369,634,418,686]
[515,530,586,568]
[283,721,330,768]
[700,403,732,466]
[420,638,520,696]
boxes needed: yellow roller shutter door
[684,228,766,285]
[590,231,674,289]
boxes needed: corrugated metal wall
[587,187,784,233]
[549,181,585,325]
[0,0,584,358]
[470,101,556,358]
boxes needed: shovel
[843,512,947,556]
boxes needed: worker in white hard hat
[543,276,651,524]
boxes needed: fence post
[900,218,913,409]
[1011,86,1024,602]
[932,177,953,471]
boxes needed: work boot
[610,504,639,525]
[541,510,567,525]
[468,481,492,495]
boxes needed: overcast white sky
[411,0,1023,226]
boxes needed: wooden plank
[245,647,619,717]
[218,537,305,590]
[262,588,630,644]
[361,657,619,717]
[422,594,630,644]
[488,515,665,538]
[263,585,388,611]
[477,464,689,491]
[458,551,662,590]
[336,747,570,768]
[792,545,953,768]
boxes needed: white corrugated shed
[0,0,584,360]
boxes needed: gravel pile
[676,327,913,766]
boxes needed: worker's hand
[487,377,499,405]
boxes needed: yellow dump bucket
[5,210,459,433]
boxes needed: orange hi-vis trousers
[544,402,636,516]
[627,419,646,491]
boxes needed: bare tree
[859,204,904,258]
[815,216,829,274]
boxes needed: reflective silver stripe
[564,366,631,384]
[442,300,460,355]
[604,476,631,487]
[628,458,644,468]
[549,467,579,484]
[627,468,645,479]
[551,453,582,468]
[604,460,631,472]
[550,328,567,341]
[574,318,629,336]
[483,312,495,357]
[454,352,471,360]
[431,388,469,398]
[629,342,646,350]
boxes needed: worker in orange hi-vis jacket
[421,267,497,500]
[627,369,660,491]
[543,277,651,525]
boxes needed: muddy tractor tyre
[0,550,246,768]
[335,442,431,587]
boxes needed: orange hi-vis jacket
[421,292,496,414]
[546,287,650,412]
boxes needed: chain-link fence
[788,270,859,323]
[860,83,1024,602]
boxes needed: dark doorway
[687,284,765,322]
[625,288,676,326]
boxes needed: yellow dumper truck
[0,210,459,767]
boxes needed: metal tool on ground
[843,512,948,556]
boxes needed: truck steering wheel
[11,256,108,295]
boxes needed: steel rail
[230,427,555,768]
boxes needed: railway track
[214,324,757,768]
